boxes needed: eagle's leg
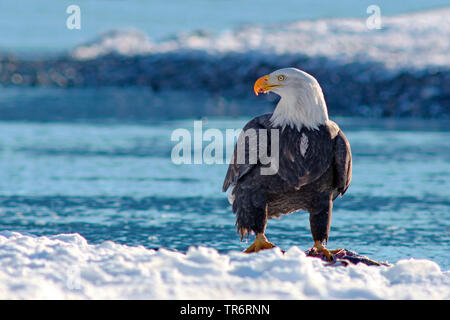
[309,196,342,261]
[240,203,275,253]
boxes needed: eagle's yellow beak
[253,75,281,96]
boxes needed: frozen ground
[0,231,448,300]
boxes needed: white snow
[70,29,156,60]
[71,8,450,71]
[0,231,448,299]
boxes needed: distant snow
[0,232,448,299]
[71,8,450,71]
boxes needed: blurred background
[0,1,449,268]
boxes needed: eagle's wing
[333,129,352,196]
[276,122,336,189]
[222,114,272,192]
[222,116,341,192]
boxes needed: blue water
[1,0,449,52]
[0,118,448,269]
[0,0,448,271]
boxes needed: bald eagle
[222,68,352,261]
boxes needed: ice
[0,232,448,299]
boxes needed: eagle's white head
[254,67,329,131]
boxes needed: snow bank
[71,8,450,70]
[0,232,448,299]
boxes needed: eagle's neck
[270,85,329,131]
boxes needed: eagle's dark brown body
[222,114,352,244]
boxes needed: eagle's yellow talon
[244,233,275,253]
[312,241,341,262]
[330,248,344,255]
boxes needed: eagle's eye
[277,75,286,81]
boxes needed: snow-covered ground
[0,231,448,299]
[71,8,450,71]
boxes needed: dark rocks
[0,51,448,121]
